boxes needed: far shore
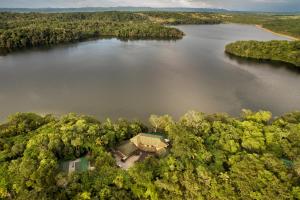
[255,25,299,41]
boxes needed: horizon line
[0,6,299,13]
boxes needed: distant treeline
[0,7,229,13]
[0,11,299,54]
[0,12,221,53]
[225,40,300,67]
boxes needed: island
[0,111,299,199]
[225,40,300,67]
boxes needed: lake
[0,24,299,122]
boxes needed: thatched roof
[130,133,168,151]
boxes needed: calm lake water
[0,24,299,122]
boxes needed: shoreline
[225,50,299,68]
[255,25,299,41]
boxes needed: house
[59,156,95,174]
[115,133,169,162]
[130,133,168,153]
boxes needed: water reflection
[225,53,300,74]
[0,24,299,122]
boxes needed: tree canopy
[0,12,222,54]
[225,40,300,67]
[0,11,299,54]
[0,110,299,199]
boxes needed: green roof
[282,159,293,168]
[139,133,163,138]
[78,157,89,172]
[116,140,138,158]
[145,132,167,139]
[59,157,89,173]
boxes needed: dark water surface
[0,24,299,121]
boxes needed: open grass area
[222,13,300,39]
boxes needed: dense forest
[0,12,221,53]
[0,11,299,54]
[0,111,299,199]
[225,40,300,67]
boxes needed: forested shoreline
[0,12,221,54]
[0,11,299,54]
[225,40,300,67]
[0,110,299,199]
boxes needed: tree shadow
[0,36,180,56]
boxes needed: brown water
[0,24,299,122]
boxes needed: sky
[0,0,299,12]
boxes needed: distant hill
[0,7,229,13]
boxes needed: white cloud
[253,0,285,2]
[58,0,212,8]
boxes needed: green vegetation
[0,12,221,53]
[222,13,300,39]
[1,11,299,54]
[0,110,300,199]
[223,14,300,68]
[225,40,300,67]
